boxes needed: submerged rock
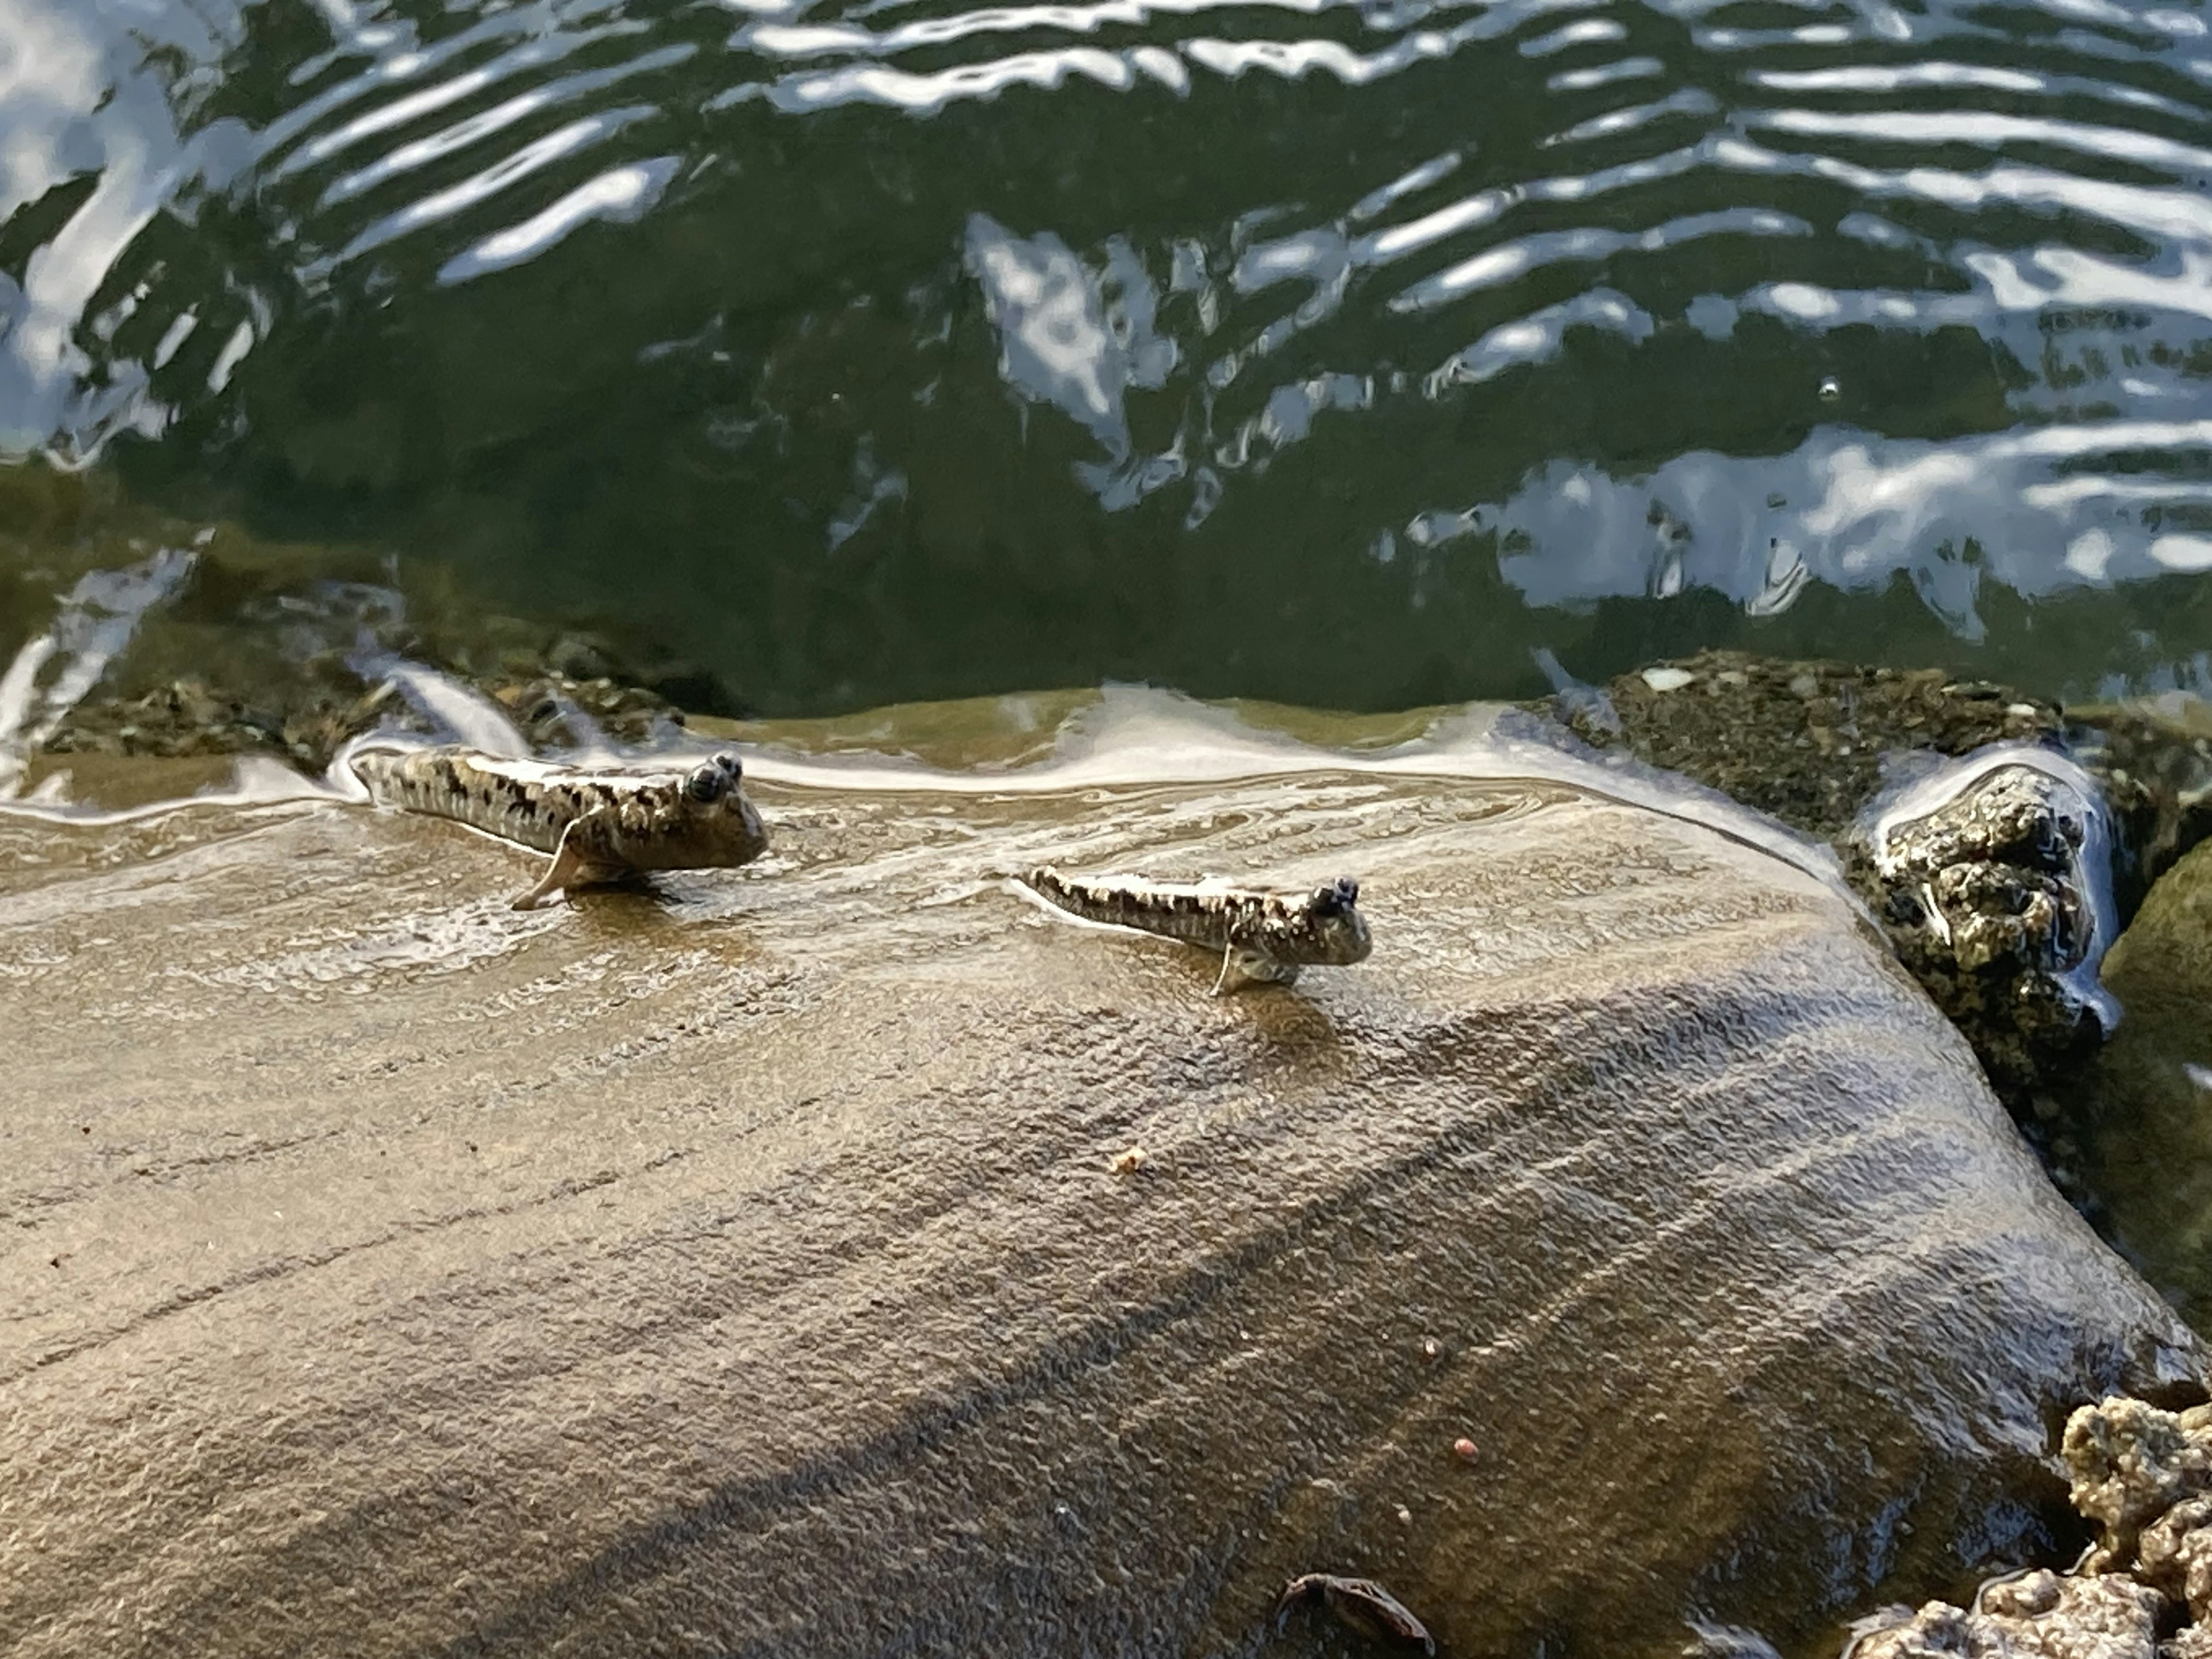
[0,707,2198,1659]
[11,539,729,772]
[39,664,690,770]
[2072,840,2212,1331]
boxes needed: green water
[3,0,2212,714]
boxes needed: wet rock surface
[0,713,2199,1659]
[1847,755,2113,1101]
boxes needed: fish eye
[714,751,744,777]
[684,764,728,805]
[1312,877,1359,914]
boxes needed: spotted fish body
[1021,866,1371,994]
[347,745,768,909]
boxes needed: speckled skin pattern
[1021,866,1370,990]
[348,745,767,906]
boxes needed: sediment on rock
[1527,651,2212,1109]
[10,543,736,772]
[38,667,691,771]
[1530,649,2066,842]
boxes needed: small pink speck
[1452,1437,1478,1462]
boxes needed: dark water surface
[2,0,2212,713]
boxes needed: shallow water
[3,0,2212,712]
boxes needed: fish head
[671,751,770,866]
[1301,876,1372,965]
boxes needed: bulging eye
[1311,877,1360,915]
[684,764,728,805]
[714,752,743,778]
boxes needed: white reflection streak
[744,0,1332,60]
[1355,135,1721,269]
[321,107,656,270]
[1709,134,2212,254]
[319,43,696,208]
[1751,107,2212,177]
[1184,33,1455,81]
[774,47,1137,111]
[1518,17,1626,55]
[1348,150,1464,221]
[268,23,646,180]
[1423,289,1652,392]
[1541,86,1717,145]
[745,0,1609,110]
[440,158,680,285]
[2022,477,2212,509]
[1547,55,1663,91]
[0,550,196,798]
[1751,63,2043,93]
[1392,208,1810,310]
[206,320,254,392]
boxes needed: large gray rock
[0,704,2199,1658]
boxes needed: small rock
[1849,1599,1974,1657]
[2065,1397,2212,1567]
[1848,1573,2165,1659]
[1276,1574,1434,1655]
[1681,1620,1785,1658]
[2137,1495,2212,1620]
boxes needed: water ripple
[3,0,2212,705]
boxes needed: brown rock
[0,731,2199,1658]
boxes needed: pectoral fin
[1211,942,1302,996]
[512,813,623,910]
